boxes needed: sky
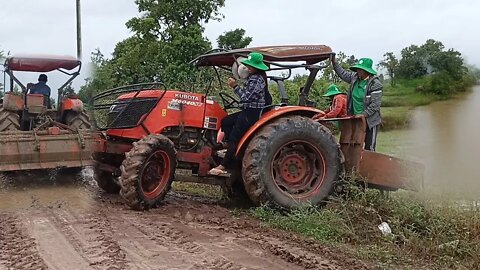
[0,0,478,94]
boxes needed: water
[398,85,480,197]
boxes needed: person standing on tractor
[209,52,270,176]
[332,55,383,151]
[312,84,347,120]
[27,74,51,108]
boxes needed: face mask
[237,64,249,79]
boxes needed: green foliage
[377,52,399,86]
[252,181,480,268]
[62,83,76,96]
[321,51,356,83]
[217,28,252,50]
[79,0,227,103]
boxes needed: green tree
[377,52,399,86]
[321,52,356,83]
[63,83,76,96]
[217,28,252,50]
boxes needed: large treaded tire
[119,135,176,210]
[242,115,342,209]
[65,111,92,130]
[0,106,20,132]
[221,168,253,207]
[94,167,121,194]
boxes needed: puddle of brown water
[0,169,95,211]
[406,86,480,198]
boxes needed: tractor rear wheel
[0,106,20,132]
[94,167,121,194]
[242,115,342,209]
[119,135,176,210]
[65,111,91,130]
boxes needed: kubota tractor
[0,54,93,172]
[92,45,423,210]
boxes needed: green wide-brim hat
[241,52,269,71]
[350,57,377,75]
[323,84,342,97]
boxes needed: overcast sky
[0,0,478,92]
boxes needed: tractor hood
[192,45,333,67]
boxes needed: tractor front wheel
[119,135,176,210]
[94,167,121,194]
[242,115,342,209]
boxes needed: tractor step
[175,171,231,186]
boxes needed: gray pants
[365,125,379,151]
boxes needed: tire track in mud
[0,213,48,270]
[108,209,293,270]
[157,200,372,270]
[46,208,128,270]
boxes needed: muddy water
[0,169,95,211]
[405,85,480,196]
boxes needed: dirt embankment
[0,170,372,270]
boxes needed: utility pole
[76,0,82,59]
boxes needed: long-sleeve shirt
[333,62,383,128]
[324,94,348,118]
[233,74,266,109]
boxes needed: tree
[86,0,226,92]
[320,51,356,83]
[378,52,399,86]
[217,28,252,50]
[63,83,76,96]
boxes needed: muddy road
[0,169,370,270]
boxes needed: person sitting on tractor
[27,74,52,108]
[208,52,270,176]
[331,55,383,151]
[312,84,347,120]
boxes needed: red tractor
[0,54,93,172]
[92,45,422,210]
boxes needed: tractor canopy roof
[192,45,333,67]
[4,54,81,72]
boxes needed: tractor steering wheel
[219,92,240,110]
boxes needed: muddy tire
[0,106,20,132]
[242,115,342,209]
[222,169,252,207]
[119,135,176,210]
[65,111,91,130]
[94,168,121,194]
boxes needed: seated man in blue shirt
[27,74,51,108]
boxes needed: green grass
[172,182,223,199]
[251,185,480,269]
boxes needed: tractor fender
[62,97,84,112]
[235,106,324,156]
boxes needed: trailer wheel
[65,111,91,130]
[120,135,176,210]
[94,168,121,194]
[0,106,20,132]
[242,115,342,209]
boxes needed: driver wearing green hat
[332,55,383,151]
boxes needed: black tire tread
[119,135,176,210]
[0,106,20,132]
[242,115,342,209]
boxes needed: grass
[251,184,480,269]
[172,182,223,199]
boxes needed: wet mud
[0,169,371,270]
